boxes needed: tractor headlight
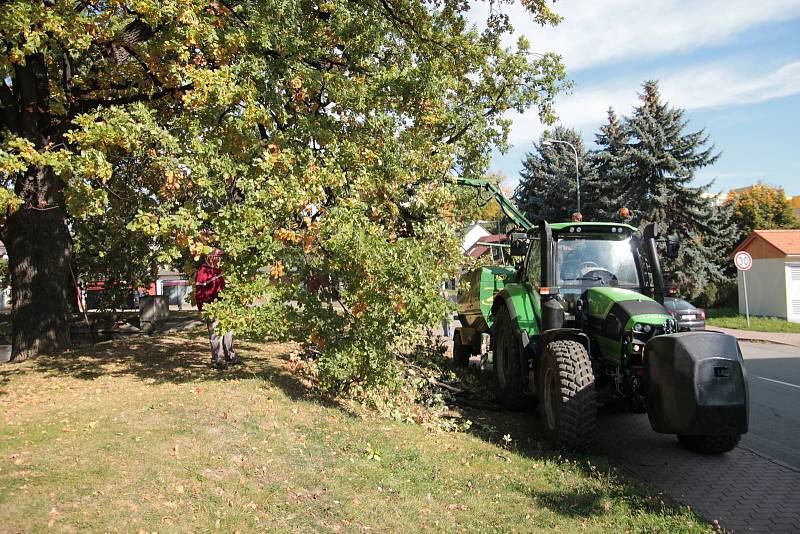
[633,323,652,334]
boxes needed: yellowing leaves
[189,241,207,261]
[270,261,285,279]
[351,301,367,318]
[309,331,326,348]
[276,228,299,243]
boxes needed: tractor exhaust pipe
[643,223,666,305]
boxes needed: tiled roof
[466,234,507,258]
[736,230,800,256]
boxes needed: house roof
[466,234,507,258]
[735,230,800,259]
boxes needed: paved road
[739,341,800,470]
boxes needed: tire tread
[540,340,596,450]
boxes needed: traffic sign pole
[742,269,750,328]
[734,251,753,329]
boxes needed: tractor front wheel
[492,306,525,410]
[677,434,741,454]
[538,340,596,451]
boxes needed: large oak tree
[1,0,565,393]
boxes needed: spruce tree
[514,126,601,223]
[613,81,731,296]
[592,107,631,219]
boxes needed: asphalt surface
[739,340,800,470]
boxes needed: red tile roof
[466,234,507,258]
[735,230,800,257]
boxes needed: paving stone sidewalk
[708,326,800,347]
[595,410,800,533]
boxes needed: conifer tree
[514,126,600,223]
[612,81,730,295]
[592,107,631,218]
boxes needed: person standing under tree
[195,248,236,369]
[441,281,454,339]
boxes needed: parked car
[664,297,706,331]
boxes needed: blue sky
[482,0,800,196]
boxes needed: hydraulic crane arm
[455,177,535,231]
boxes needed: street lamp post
[542,139,580,214]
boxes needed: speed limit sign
[734,251,753,271]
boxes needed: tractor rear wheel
[677,434,741,454]
[492,306,526,410]
[538,340,596,451]
[452,332,471,368]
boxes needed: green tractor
[453,178,748,454]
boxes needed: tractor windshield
[556,235,640,289]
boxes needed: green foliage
[725,183,798,237]
[618,82,733,296]
[1,1,567,389]
[694,279,738,309]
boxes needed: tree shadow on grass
[0,328,344,411]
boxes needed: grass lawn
[1,329,710,533]
[706,308,800,333]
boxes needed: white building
[734,230,800,322]
[460,223,491,254]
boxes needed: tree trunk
[6,180,73,361]
[2,53,73,361]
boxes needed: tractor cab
[539,222,646,327]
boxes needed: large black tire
[492,306,526,410]
[538,340,596,451]
[677,434,741,454]
[452,332,471,368]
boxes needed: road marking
[756,376,800,390]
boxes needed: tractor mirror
[510,232,529,256]
[664,234,680,259]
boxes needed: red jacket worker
[195,248,236,368]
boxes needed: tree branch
[75,83,194,111]
[374,0,455,58]
[217,0,249,27]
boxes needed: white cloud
[507,59,800,145]
[481,0,800,71]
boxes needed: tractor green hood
[586,287,671,331]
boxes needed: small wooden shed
[733,230,800,322]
